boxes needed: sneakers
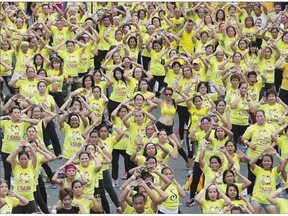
[187,170,193,177]
[116,207,122,214]
[113,180,119,188]
[51,183,57,189]
[57,154,63,160]
[121,172,128,180]
[186,198,195,207]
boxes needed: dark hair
[151,17,161,27]
[82,74,95,88]
[226,183,240,200]
[59,187,74,200]
[133,93,145,102]
[215,9,226,22]
[84,143,97,152]
[70,98,83,110]
[117,105,129,116]
[37,68,48,77]
[247,71,257,77]
[161,166,173,174]
[224,139,237,152]
[50,57,63,75]
[226,26,236,36]
[248,41,259,55]
[238,81,247,89]
[192,95,202,104]
[67,113,80,127]
[141,171,154,183]
[89,129,99,137]
[223,169,235,184]
[244,16,254,27]
[197,81,210,93]
[171,61,181,69]
[92,86,102,95]
[33,53,44,70]
[128,36,138,48]
[230,74,240,82]
[71,180,82,189]
[215,99,226,107]
[152,40,163,50]
[18,150,30,160]
[78,151,90,159]
[255,109,265,116]
[137,9,147,19]
[260,154,274,170]
[137,79,151,92]
[9,106,21,115]
[231,205,242,213]
[37,80,47,88]
[132,193,146,202]
[209,155,222,166]
[265,89,277,98]
[113,67,127,85]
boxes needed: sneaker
[186,198,195,207]
[47,144,53,150]
[187,170,193,177]
[118,186,123,191]
[121,172,128,180]
[116,207,122,214]
[113,180,119,188]
[51,184,57,189]
[57,154,63,160]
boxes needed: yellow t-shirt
[112,117,130,150]
[58,49,82,77]
[15,79,39,98]
[247,80,263,104]
[259,103,285,129]
[278,135,288,159]
[201,163,223,187]
[150,49,166,76]
[1,120,29,154]
[124,204,154,214]
[0,49,14,76]
[161,182,180,210]
[201,199,225,214]
[77,162,98,195]
[281,62,288,91]
[126,122,147,155]
[62,122,85,159]
[14,49,34,74]
[277,40,288,57]
[177,77,197,107]
[109,80,129,102]
[243,123,275,158]
[179,30,195,54]
[276,198,288,214]
[1,197,19,214]
[258,56,276,84]
[229,97,250,126]
[219,182,243,194]
[188,106,209,130]
[88,97,106,121]
[72,197,93,214]
[13,162,35,201]
[51,26,71,47]
[30,94,56,111]
[251,166,278,204]
[47,69,64,92]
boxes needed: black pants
[231,124,248,144]
[43,121,62,156]
[94,50,108,70]
[95,180,110,213]
[12,201,37,213]
[177,105,190,140]
[34,177,49,213]
[158,209,181,214]
[247,163,256,195]
[112,149,130,180]
[103,170,120,208]
[41,163,54,182]
[279,88,288,105]
[178,148,188,163]
[107,100,120,120]
[274,68,283,92]
[141,56,151,71]
[189,162,202,199]
[149,75,165,93]
[126,154,138,178]
[49,91,65,109]
[2,75,16,94]
[1,152,11,187]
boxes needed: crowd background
[1,1,288,214]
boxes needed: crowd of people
[1,1,288,214]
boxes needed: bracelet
[126,185,132,191]
[131,175,136,180]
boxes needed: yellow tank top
[161,101,176,116]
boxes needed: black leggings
[12,201,37,213]
[34,177,49,213]
[279,88,288,106]
[112,149,130,180]
[178,148,188,163]
[49,91,65,109]
[126,154,138,178]
[103,170,120,208]
[107,100,121,120]
[231,124,248,144]
[141,56,151,71]
[1,152,11,187]
[177,105,190,141]
[149,75,165,92]
[95,180,110,213]
[189,162,202,199]
[43,121,62,156]
[94,50,108,70]
[274,68,283,92]
[41,163,54,182]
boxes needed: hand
[249,142,256,150]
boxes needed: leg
[98,179,110,213]
[189,162,202,199]
[265,205,277,214]
[247,163,256,195]
[274,68,283,92]
[107,100,120,120]
[34,185,49,213]
[49,92,65,109]
[1,152,12,187]
[177,106,189,141]
[279,88,288,106]
[103,170,120,208]
[111,149,120,181]
[41,163,54,182]
[45,121,62,156]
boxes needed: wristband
[131,175,136,180]
[126,185,132,191]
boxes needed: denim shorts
[251,200,276,211]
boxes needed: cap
[20,41,29,47]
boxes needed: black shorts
[155,121,174,135]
